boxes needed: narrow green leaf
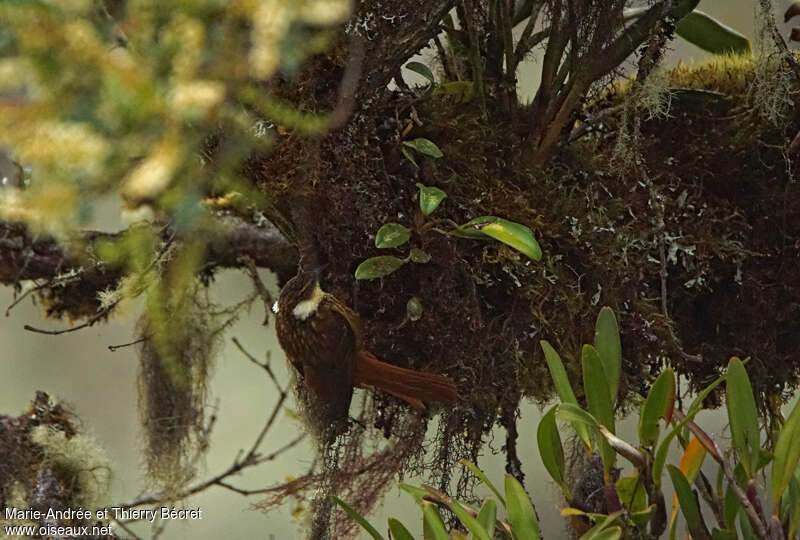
[639,368,675,447]
[594,307,621,405]
[577,511,624,540]
[388,518,415,540]
[582,344,616,472]
[711,528,737,540]
[504,475,541,540]
[667,465,712,540]
[675,10,751,55]
[582,348,614,431]
[401,146,419,167]
[399,482,429,502]
[726,357,760,478]
[785,474,800,540]
[460,460,505,507]
[771,396,800,509]
[403,138,443,158]
[354,255,405,279]
[405,61,436,84]
[375,222,411,248]
[332,496,385,540]
[422,502,449,540]
[556,402,600,429]
[458,216,542,260]
[446,500,490,540]
[537,405,571,499]
[416,182,447,215]
[540,340,593,452]
[582,526,622,540]
[476,498,496,538]
[653,370,729,488]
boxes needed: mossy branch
[0,215,297,322]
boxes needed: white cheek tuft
[272,301,280,314]
[292,283,324,320]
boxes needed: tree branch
[0,214,298,321]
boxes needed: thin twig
[232,337,283,394]
[108,337,147,351]
[108,515,143,540]
[241,256,273,325]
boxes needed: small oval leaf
[416,182,447,215]
[375,222,411,248]
[459,216,542,260]
[402,138,443,158]
[354,256,405,280]
[405,61,436,84]
[409,248,431,264]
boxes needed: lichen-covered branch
[0,215,297,320]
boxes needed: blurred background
[1,0,796,538]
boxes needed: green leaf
[726,357,760,478]
[375,222,411,248]
[504,475,541,540]
[354,256,405,279]
[667,465,712,540]
[332,496,385,540]
[422,502,449,540]
[388,518,415,540]
[594,307,621,405]
[405,61,436,84]
[537,405,571,500]
[458,216,542,260]
[616,474,647,513]
[675,10,751,55]
[416,182,447,215]
[577,511,624,540]
[630,504,657,530]
[476,498,496,538]
[556,402,600,429]
[653,370,729,488]
[401,146,419,167]
[446,500,490,540]
[581,526,622,540]
[399,482,430,502]
[582,344,616,471]
[409,248,431,264]
[771,396,800,510]
[403,138,443,158]
[460,460,505,507]
[639,367,675,447]
[541,340,594,452]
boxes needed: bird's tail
[354,350,458,410]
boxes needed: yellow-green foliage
[667,54,755,96]
[0,0,350,233]
[29,425,111,510]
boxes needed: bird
[274,266,458,427]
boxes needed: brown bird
[275,267,458,424]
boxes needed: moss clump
[253,53,800,532]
